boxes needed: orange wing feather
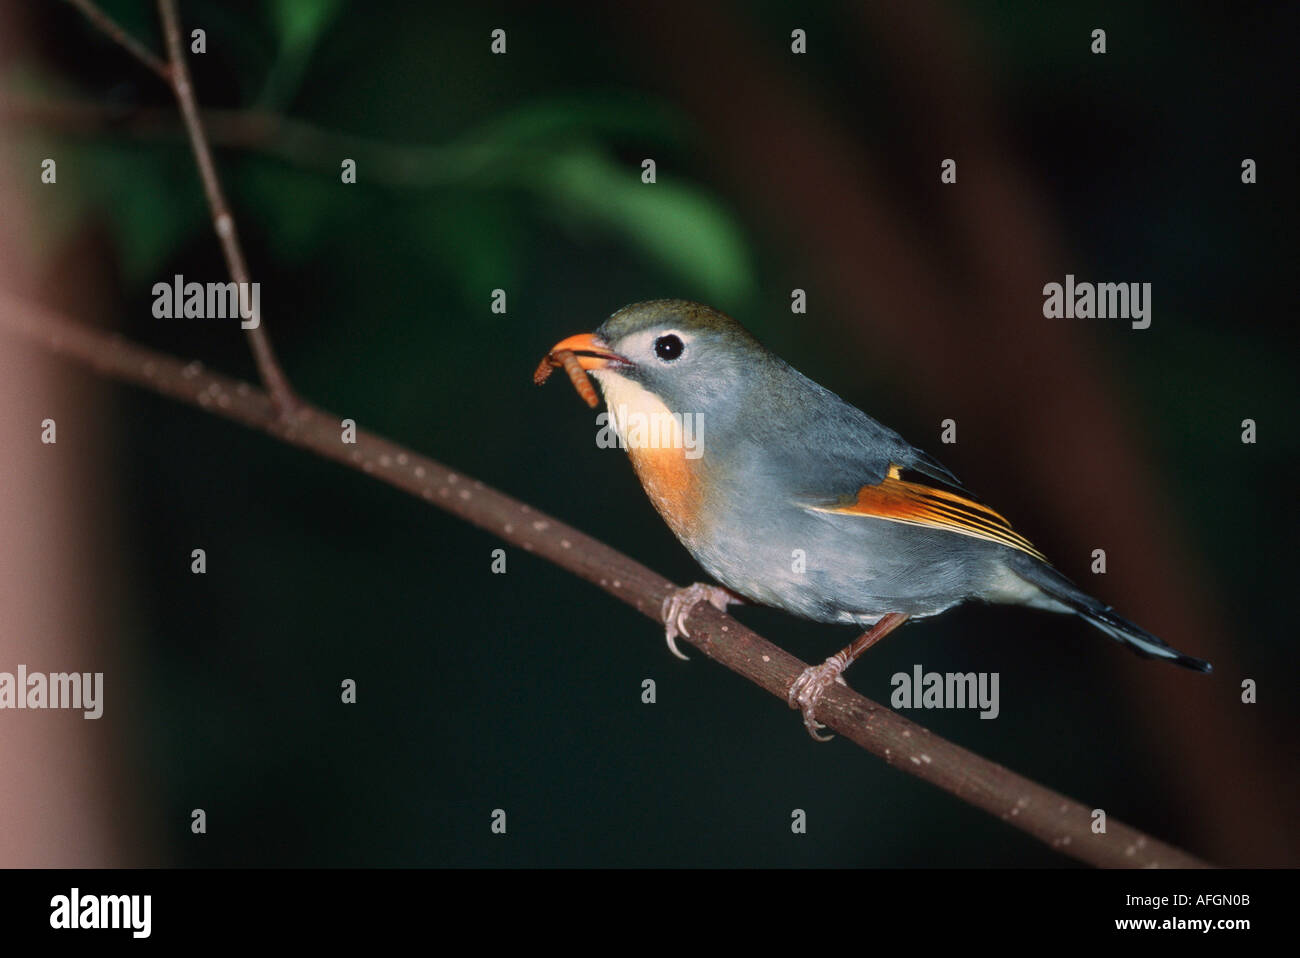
[808,465,1047,561]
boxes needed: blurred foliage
[260,0,344,109]
[25,7,758,309]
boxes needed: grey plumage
[587,299,1212,673]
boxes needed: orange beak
[546,333,629,371]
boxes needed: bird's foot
[787,654,849,742]
[661,583,740,660]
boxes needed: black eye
[654,334,684,362]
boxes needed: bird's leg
[788,612,910,741]
[661,583,745,660]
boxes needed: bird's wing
[903,447,964,490]
[799,464,1047,561]
[765,365,1034,554]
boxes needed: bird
[539,299,1212,739]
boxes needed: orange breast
[627,444,701,542]
[593,370,705,543]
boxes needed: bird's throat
[591,370,702,541]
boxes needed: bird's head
[545,299,769,417]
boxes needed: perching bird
[540,300,1211,739]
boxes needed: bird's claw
[788,656,849,742]
[661,583,738,660]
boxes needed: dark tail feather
[1010,555,1213,673]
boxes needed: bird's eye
[654,334,684,362]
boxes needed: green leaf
[532,146,755,304]
[260,0,344,109]
[269,0,344,53]
[81,144,206,283]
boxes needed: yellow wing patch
[807,466,1047,561]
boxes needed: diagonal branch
[65,0,298,414]
[62,0,170,81]
[154,0,296,415]
[0,292,1210,869]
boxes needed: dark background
[2,0,1295,866]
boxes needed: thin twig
[153,0,297,416]
[0,292,1210,870]
[62,0,171,81]
[1,95,515,189]
[64,0,298,413]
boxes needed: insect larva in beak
[533,348,599,408]
[532,356,557,385]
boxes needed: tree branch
[0,291,1210,869]
[153,0,296,415]
[62,0,171,82]
[0,95,520,190]
[65,0,298,413]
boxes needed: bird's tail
[1008,554,1213,673]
